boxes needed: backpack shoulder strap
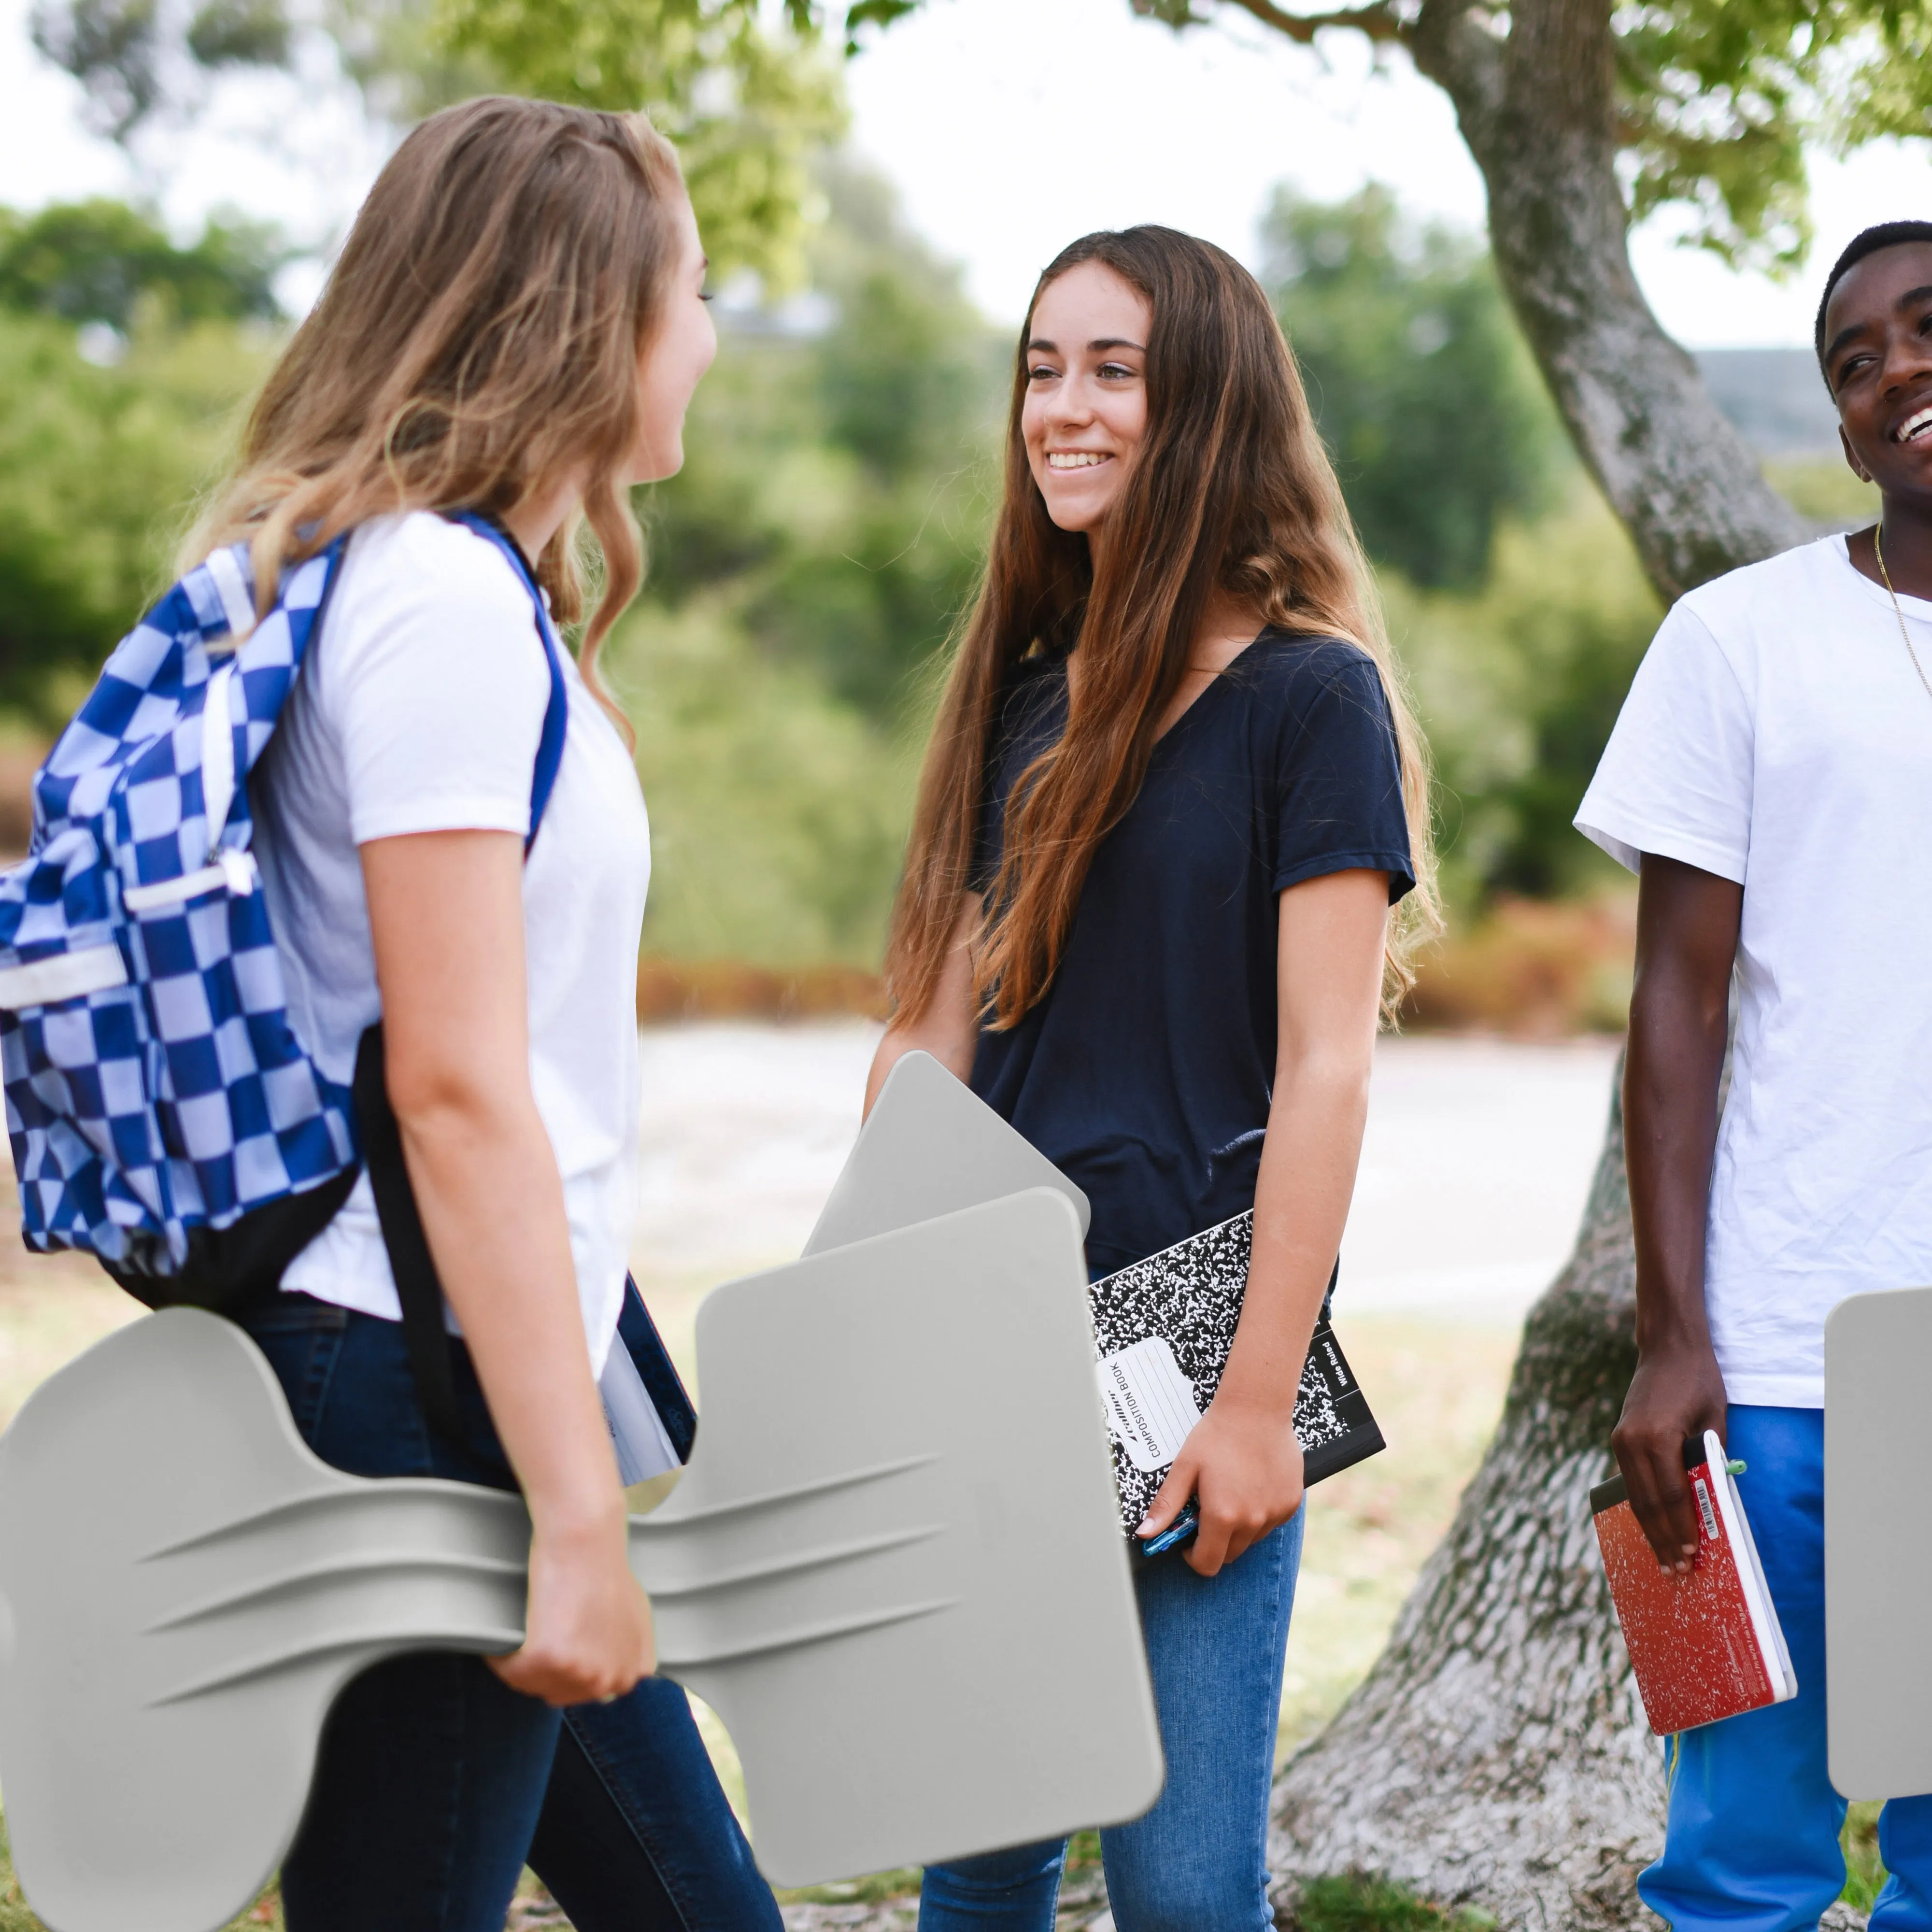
[445,511,569,848]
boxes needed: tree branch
[1408,0,1503,135]
[1211,0,1408,45]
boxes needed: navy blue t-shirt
[969,631,1415,1277]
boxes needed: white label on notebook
[1692,1475,1719,1542]
[1096,1337,1202,1473]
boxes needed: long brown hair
[885,226,1439,1029]
[185,95,689,727]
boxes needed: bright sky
[4,0,1932,346]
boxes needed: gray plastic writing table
[806,1049,1089,1255]
[0,1188,1161,1932]
[1824,1282,1932,1799]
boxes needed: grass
[1275,1805,1890,1931]
[1290,1873,1498,1932]
[1844,1802,1887,1914]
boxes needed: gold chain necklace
[1872,523,1932,709]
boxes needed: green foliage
[428,0,846,286]
[1615,0,1932,275]
[29,0,846,286]
[1385,492,1662,906]
[1291,1872,1497,1932]
[1833,3,1932,149]
[0,310,273,714]
[643,158,1004,717]
[1263,185,1565,591]
[608,162,1006,963]
[1613,0,1821,273]
[606,595,918,966]
[0,200,286,331]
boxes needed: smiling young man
[1574,221,1932,1931]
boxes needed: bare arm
[863,895,982,1117]
[1611,852,1742,1573]
[362,829,653,1705]
[1142,867,1390,1577]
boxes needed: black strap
[352,1023,464,1441]
[100,1164,362,1312]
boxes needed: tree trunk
[1270,1068,1662,1930]
[1409,0,1807,606]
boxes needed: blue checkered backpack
[0,514,573,1425]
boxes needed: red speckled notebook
[1592,1428,1797,1736]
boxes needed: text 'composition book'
[1592,1427,1796,1735]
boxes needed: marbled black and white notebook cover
[1089,1210,1385,1536]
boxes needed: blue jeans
[919,1507,1303,1932]
[1641,1405,1932,1932]
[237,1293,782,1932]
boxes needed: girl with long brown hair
[189,97,781,1932]
[867,226,1434,1931]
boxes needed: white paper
[600,1337,682,1486]
[1703,1425,1798,1702]
[1096,1337,1202,1473]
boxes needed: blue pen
[1137,1498,1199,1558]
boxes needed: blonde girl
[193,97,781,1932]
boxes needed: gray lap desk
[805,1049,1091,1256]
[1826,1282,1932,1800]
[0,1185,1161,1932]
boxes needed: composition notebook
[1090,1209,1384,1536]
[1591,1427,1796,1735]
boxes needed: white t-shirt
[250,512,650,1373]
[1576,533,1932,1406]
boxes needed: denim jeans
[1641,1405,1932,1932]
[918,1506,1304,1932]
[237,1292,782,1932]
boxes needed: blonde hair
[186,95,690,728]
[886,226,1440,1029]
